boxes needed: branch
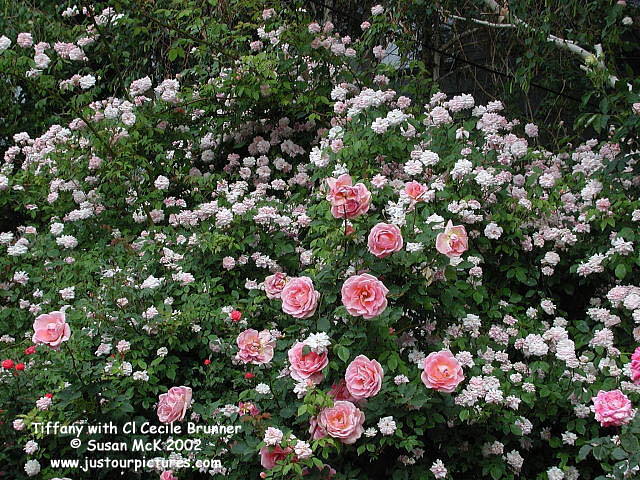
[455,0,618,87]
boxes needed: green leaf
[615,264,627,280]
[336,345,350,363]
[612,447,628,460]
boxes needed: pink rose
[32,311,71,349]
[309,415,327,440]
[631,347,640,384]
[326,174,371,219]
[341,273,389,319]
[260,445,293,469]
[345,355,384,400]
[317,400,365,444]
[264,272,288,299]
[404,181,428,202]
[367,223,403,258]
[280,276,320,319]
[421,351,464,393]
[288,342,328,383]
[160,471,178,480]
[329,379,357,403]
[593,389,634,427]
[435,220,468,257]
[236,329,275,365]
[157,386,192,423]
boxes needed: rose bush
[1,2,640,480]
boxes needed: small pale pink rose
[435,220,468,257]
[236,329,275,365]
[288,342,328,383]
[326,174,371,219]
[157,386,192,423]
[32,311,71,349]
[280,276,320,319]
[260,445,293,469]
[317,400,365,444]
[593,389,633,427]
[345,355,384,400]
[264,272,288,299]
[160,471,178,480]
[341,273,388,319]
[404,181,428,202]
[421,350,464,393]
[367,223,403,258]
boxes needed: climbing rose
[288,341,328,383]
[157,386,192,423]
[280,276,320,319]
[421,351,465,393]
[317,400,365,444]
[367,223,403,258]
[345,355,384,400]
[592,389,633,427]
[264,272,288,299]
[341,273,388,319]
[326,174,371,219]
[32,311,71,349]
[435,220,468,257]
[236,329,276,365]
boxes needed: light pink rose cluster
[236,329,276,365]
[157,386,192,423]
[288,342,328,383]
[313,400,365,444]
[592,389,634,427]
[421,351,465,393]
[367,223,403,258]
[435,220,468,257]
[32,311,71,349]
[326,174,371,219]
[280,276,320,319]
[630,346,640,384]
[341,273,388,319]
[264,272,288,299]
[345,355,383,400]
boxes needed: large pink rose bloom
[264,272,288,299]
[593,389,634,427]
[326,174,371,219]
[421,351,464,393]
[288,342,328,383]
[281,276,320,319]
[345,355,384,400]
[157,386,192,423]
[32,311,71,349]
[631,347,640,384]
[260,445,293,469]
[435,220,468,257]
[341,273,388,319]
[236,329,275,365]
[367,223,403,258]
[317,400,365,444]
